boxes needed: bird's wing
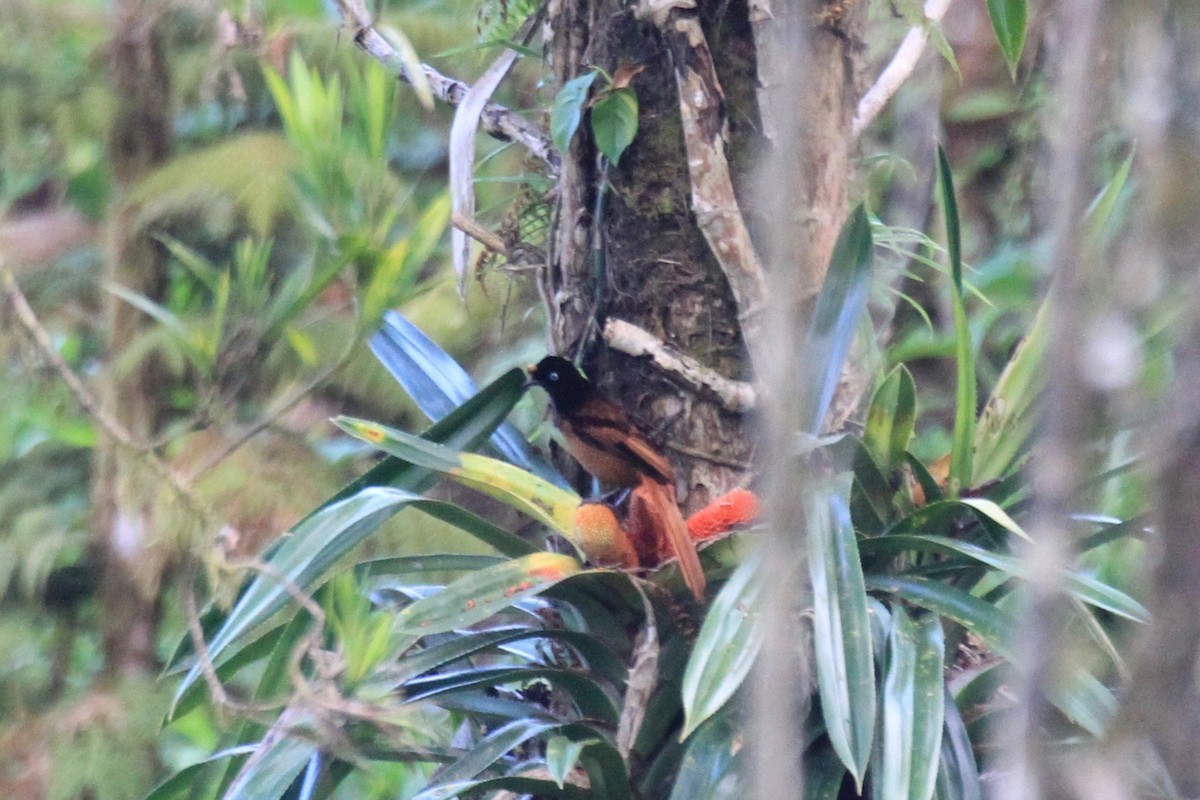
[566,409,675,485]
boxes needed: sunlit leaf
[337,417,580,535]
[394,553,582,636]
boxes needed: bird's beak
[522,364,539,389]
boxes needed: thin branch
[636,1,769,356]
[852,0,955,138]
[603,317,758,413]
[2,267,211,526]
[331,0,559,172]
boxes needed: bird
[525,355,706,600]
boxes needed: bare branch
[331,0,559,172]
[636,1,769,355]
[2,266,211,527]
[852,0,955,138]
[603,318,758,413]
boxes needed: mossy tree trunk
[93,0,174,678]
[541,0,866,506]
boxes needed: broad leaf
[591,87,639,165]
[551,72,598,153]
[670,709,749,800]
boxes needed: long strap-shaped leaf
[937,145,976,497]
[809,475,876,789]
[874,606,944,800]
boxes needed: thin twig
[603,317,758,413]
[331,0,559,172]
[852,0,956,138]
[2,267,210,525]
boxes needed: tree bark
[541,0,866,508]
[94,0,174,678]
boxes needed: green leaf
[317,367,529,512]
[680,549,765,739]
[972,296,1048,483]
[394,553,583,636]
[419,718,560,796]
[174,487,423,707]
[551,72,598,154]
[866,575,1011,655]
[875,607,944,800]
[546,735,592,789]
[865,365,917,471]
[1085,147,1136,247]
[809,476,876,789]
[406,666,621,725]
[937,145,976,495]
[860,534,1148,622]
[935,690,982,800]
[591,87,639,165]
[984,0,1027,75]
[804,742,849,800]
[337,417,581,536]
[223,727,317,800]
[670,708,749,800]
[864,575,1118,736]
[806,204,875,433]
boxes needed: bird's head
[525,355,592,411]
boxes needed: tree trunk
[542,0,866,507]
[94,0,174,678]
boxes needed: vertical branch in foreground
[1115,2,1200,794]
[95,0,174,677]
[1004,1,1103,797]
[751,1,810,795]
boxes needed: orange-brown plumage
[526,356,706,600]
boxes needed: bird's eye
[547,371,558,381]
